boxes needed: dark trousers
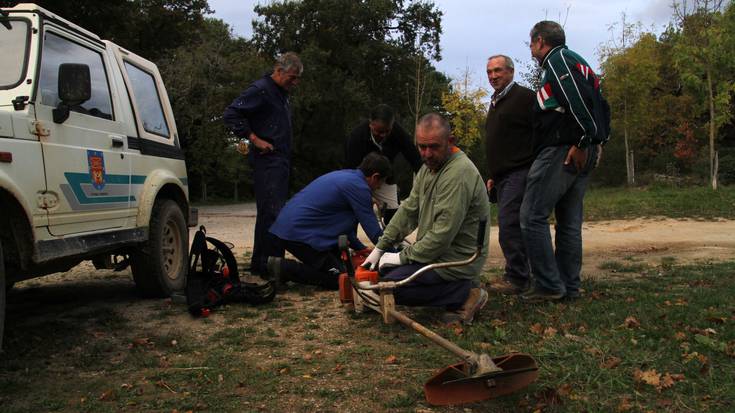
[496,167,531,287]
[382,264,471,310]
[251,155,289,273]
[276,238,344,290]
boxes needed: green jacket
[376,150,490,281]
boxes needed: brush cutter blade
[424,353,539,406]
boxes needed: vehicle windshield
[0,19,30,88]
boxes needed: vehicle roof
[4,3,101,41]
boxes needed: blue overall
[224,74,293,273]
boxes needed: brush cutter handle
[337,235,356,278]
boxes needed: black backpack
[185,226,275,316]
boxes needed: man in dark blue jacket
[224,52,303,275]
[520,21,610,302]
[267,153,391,290]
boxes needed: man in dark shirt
[345,104,422,224]
[223,52,303,275]
[266,153,391,290]
[484,55,536,295]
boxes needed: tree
[600,18,661,186]
[4,0,212,59]
[250,0,449,190]
[440,68,487,153]
[158,18,267,201]
[672,0,735,189]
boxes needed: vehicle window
[38,31,113,120]
[0,19,30,88]
[123,62,170,137]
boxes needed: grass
[585,184,735,221]
[1,260,733,412]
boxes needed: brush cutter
[337,219,538,406]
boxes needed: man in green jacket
[362,113,490,324]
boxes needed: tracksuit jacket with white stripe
[533,45,611,152]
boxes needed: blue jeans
[251,154,289,273]
[520,145,598,295]
[496,167,531,287]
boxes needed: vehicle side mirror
[53,63,91,123]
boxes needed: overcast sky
[208,0,674,90]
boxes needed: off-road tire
[131,199,188,297]
[1,241,5,350]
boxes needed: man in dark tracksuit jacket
[223,52,303,275]
[484,54,536,295]
[345,104,422,224]
[520,21,611,302]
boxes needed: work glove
[378,252,403,272]
[361,248,384,271]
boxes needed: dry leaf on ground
[623,316,640,328]
[601,356,622,369]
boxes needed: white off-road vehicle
[0,4,197,348]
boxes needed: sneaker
[442,288,489,325]
[521,288,564,303]
[489,279,529,295]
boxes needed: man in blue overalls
[224,52,303,275]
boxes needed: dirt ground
[188,203,735,276]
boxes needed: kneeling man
[267,153,391,289]
[363,113,490,324]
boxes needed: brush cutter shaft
[388,308,476,362]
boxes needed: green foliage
[251,0,450,190]
[440,69,487,153]
[158,19,267,201]
[11,0,212,58]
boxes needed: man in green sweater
[362,113,490,324]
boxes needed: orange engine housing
[339,266,379,304]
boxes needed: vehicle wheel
[131,199,188,297]
[1,241,5,350]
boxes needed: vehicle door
[35,26,132,236]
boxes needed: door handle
[111,136,124,148]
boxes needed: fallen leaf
[623,316,640,329]
[657,399,673,407]
[218,374,224,383]
[563,333,582,341]
[385,355,398,364]
[617,396,634,412]
[453,325,464,336]
[332,364,344,373]
[477,342,493,350]
[660,374,675,389]
[625,297,635,303]
[490,319,506,327]
[542,327,557,338]
[634,369,661,388]
[98,389,114,401]
[557,383,572,397]
[302,375,312,379]
[303,354,313,361]
[674,332,687,341]
[529,323,544,335]
[601,356,622,369]
[584,347,603,357]
[278,367,289,375]
[706,317,726,324]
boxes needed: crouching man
[362,113,490,324]
[266,153,392,289]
